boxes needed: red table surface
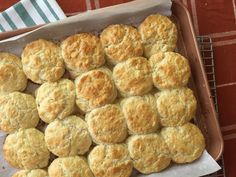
[1,0,236,176]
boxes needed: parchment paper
[0,0,221,176]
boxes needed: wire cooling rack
[197,36,226,177]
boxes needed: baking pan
[0,0,223,161]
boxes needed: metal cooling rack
[197,36,226,177]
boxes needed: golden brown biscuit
[88,144,133,177]
[161,123,205,163]
[0,52,27,93]
[100,24,143,65]
[127,134,171,174]
[21,39,65,84]
[36,79,75,123]
[121,95,160,134]
[156,88,197,126]
[12,169,48,177]
[138,14,177,58]
[45,115,92,157]
[3,128,50,169]
[149,52,191,90]
[86,104,127,144]
[75,68,117,113]
[113,57,152,97]
[61,33,105,78]
[0,92,39,133]
[48,156,93,177]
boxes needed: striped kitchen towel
[0,0,66,32]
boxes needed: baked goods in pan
[86,104,127,144]
[161,123,205,163]
[88,144,133,177]
[12,169,48,177]
[3,128,50,169]
[113,57,152,97]
[61,33,105,78]
[0,52,27,93]
[75,68,117,113]
[48,156,93,177]
[127,133,171,174]
[138,14,177,58]
[149,51,191,90]
[156,88,197,127]
[121,94,160,134]
[21,39,65,84]
[36,79,75,123]
[100,24,143,65]
[0,92,39,133]
[45,115,92,157]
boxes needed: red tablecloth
[0,0,235,177]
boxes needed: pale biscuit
[156,88,197,127]
[113,57,152,97]
[127,134,171,174]
[149,52,191,90]
[36,79,75,123]
[0,92,39,133]
[45,115,92,157]
[0,52,27,93]
[121,95,160,134]
[75,68,117,113]
[21,39,65,84]
[88,144,133,177]
[12,169,48,177]
[100,24,143,65]
[48,156,93,177]
[138,14,177,58]
[161,123,205,163]
[86,104,127,144]
[3,128,50,169]
[61,33,105,78]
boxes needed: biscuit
[75,68,117,113]
[0,52,27,93]
[48,156,93,177]
[3,128,50,169]
[45,115,92,157]
[149,52,191,89]
[0,92,39,133]
[36,79,75,123]
[21,39,65,84]
[138,14,177,58]
[86,104,127,144]
[127,134,171,174]
[156,88,197,126]
[61,33,105,78]
[113,57,152,97]
[161,123,205,163]
[100,24,143,65]
[88,144,133,177]
[12,169,48,177]
[121,95,160,134]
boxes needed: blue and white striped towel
[0,0,66,32]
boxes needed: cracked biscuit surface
[3,128,50,169]
[0,52,27,93]
[21,39,65,84]
[138,14,177,58]
[45,115,92,157]
[0,92,39,133]
[161,123,205,163]
[48,156,93,177]
[61,33,105,78]
[36,79,75,123]
[12,169,48,177]
[88,144,133,177]
[100,24,143,65]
